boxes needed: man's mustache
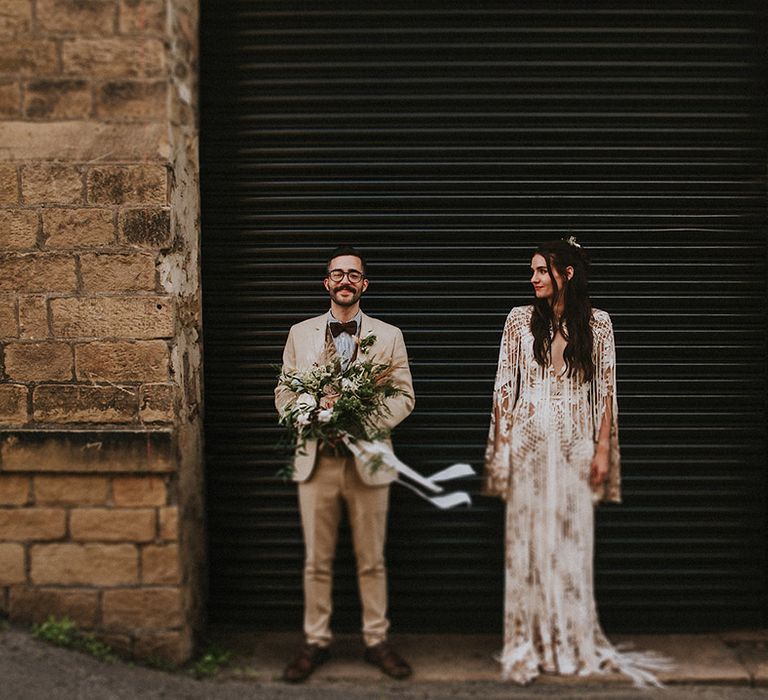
[334,286,356,294]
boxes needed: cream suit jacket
[274,312,415,486]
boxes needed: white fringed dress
[484,305,668,687]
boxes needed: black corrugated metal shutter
[200,1,768,633]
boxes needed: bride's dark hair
[530,239,594,383]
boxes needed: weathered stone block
[0,543,25,584]
[97,81,166,120]
[37,0,116,34]
[119,0,166,34]
[102,587,181,629]
[0,431,175,473]
[0,296,18,337]
[22,164,83,205]
[0,209,37,249]
[24,79,91,119]
[0,384,28,423]
[30,543,138,585]
[79,253,156,292]
[62,38,164,78]
[0,254,76,293]
[51,296,174,338]
[4,341,73,381]
[0,40,58,75]
[139,383,175,422]
[0,475,29,505]
[34,475,109,505]
[112,475,166,506]
[133,629,192,665]
[93,632,132,655]
[157,505,177,541]
[0,164,18,203]
[0,0,32,36]
[0,79,20,117]
[0,122,168,162]
[33,385,137,423]
[76,340,168,382]
[18,296,49,339]
[120,207,170,247]
[70,507,155,542]
[0,507,66,540]
[9,586,99,627]
[88,165,166,205]
[42,207,114,248]
[141,543,179,584]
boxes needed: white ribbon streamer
[343,437,475,510]
[428,463,475,483]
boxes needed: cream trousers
[298,452,390,648]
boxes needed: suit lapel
[353,313,381,365]
[304,315,328,367]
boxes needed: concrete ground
[3,624,768,699]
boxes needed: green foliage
[32,616,117,663]
[80,635,118,663]
[192,645,233,679]
[29,616,235,679]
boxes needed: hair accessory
[564,235,581,248]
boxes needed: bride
[483,237,668,686]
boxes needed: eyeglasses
[327,268,365,283]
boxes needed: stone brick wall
[0,0,202,664]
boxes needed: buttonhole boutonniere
[356,332,376,355]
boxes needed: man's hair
[327,245,367,275]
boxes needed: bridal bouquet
[277,334,409,477]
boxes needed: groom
[275,245,415,683]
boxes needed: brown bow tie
[329,320,358,338]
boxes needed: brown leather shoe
[282,643,331,683]
[364,641,412,679]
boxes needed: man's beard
[329,285,361,307]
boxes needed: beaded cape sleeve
[482,306,525,498]
[590,310,621,503]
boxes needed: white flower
[295,412,311,427]
[295,393,317,412]
[565,235,581,248]
[316,408,333,423]
[341,377,357,392]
